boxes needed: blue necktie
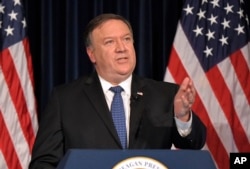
[110,86,127,149]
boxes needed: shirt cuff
[174,112,192,137]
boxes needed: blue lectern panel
[57,149,216,169]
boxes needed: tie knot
[110,86,123,93]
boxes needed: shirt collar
[99,75,132,96]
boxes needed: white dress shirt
[98,75,192,145]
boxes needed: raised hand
[174,77,196,121]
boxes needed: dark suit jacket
[29,72,206,169]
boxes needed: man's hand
[174,77,196,121]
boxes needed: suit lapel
[82,72,121,146]
[82,73,147,148]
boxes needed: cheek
[130,50,136,63]
[98,52,113,67]
[101,50,114,63]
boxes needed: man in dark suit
[29,13,206,169]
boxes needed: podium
[57,149,216,169]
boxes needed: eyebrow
[103,33,132,39]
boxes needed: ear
[86,47,96,63]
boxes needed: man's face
[87,19,136,84]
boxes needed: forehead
[93,19,131,36]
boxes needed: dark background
[22,0,250,117]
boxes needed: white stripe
[217,57,250,142]
[241,43,250,70]
[169,22,238,153]
[0,151,8,169]
[0,67,31,169]
[164,68,174,82]
[9,42,38,134]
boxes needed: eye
[123,36,132,43]
[104,40,114,45]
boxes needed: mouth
[116,57,128,63]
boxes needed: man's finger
[180,77,190,91]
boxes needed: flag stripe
[0,1,38,168]
[22,39,37,123]
[192,97,228,169]
[0,151,8,169]
[230,49,250,105]
[0,47,35,151]
[0,111,22,169]
[167,48,187,80]
[165,1,250,168]
[9,41,38,139]
[167,68,228,169]
[241,45,250,70]
[0,49,33,168]
[217,52,250,142]
[23,38,35,86]
[164,21,250,168]
[165,46,228,169]
[206,65,250,151]
[171,24,238,154]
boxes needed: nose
[115,40,126,52]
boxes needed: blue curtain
[24,0,250,116]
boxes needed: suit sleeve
[172,112,207,149]
[29,89,64,169]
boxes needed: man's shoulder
[133,74,179,89]
[51,75,94,96]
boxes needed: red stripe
[0,48,35,152]
[0,110,22,169]
[168,47,228,169]
[230,50,250,105]
[167,47,186,84]
[206,65,250,151]
[193,96,228,169]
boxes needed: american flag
[0,0,38,169]
[164,0,250,168]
